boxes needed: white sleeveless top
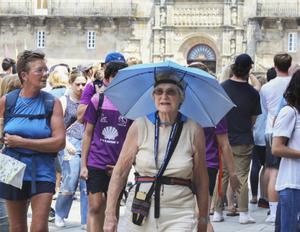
[131,116,198,208]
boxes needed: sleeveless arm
[3,98,66,152]
[192,123,209,231]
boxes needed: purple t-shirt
[83,94,132,170]
[80,82,94,105]
[204,117,227,169]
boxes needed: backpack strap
[96,93,105,119]
[4,88,21,125]
[4,89,55,127]
[40,91,55,126]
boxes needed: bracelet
[198,216,210,224]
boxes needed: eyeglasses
[33,67,49,75]
[153,88,178,96]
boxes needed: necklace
[19,90,34,108]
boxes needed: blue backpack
[4,89,55,127]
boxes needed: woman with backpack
[0,50,65,231]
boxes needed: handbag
[0,153,26,189]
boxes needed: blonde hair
[126,57,142,66]
[0,74,22,97]
[48,71,69,88]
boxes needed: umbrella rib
[107,70,154,89]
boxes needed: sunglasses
[153,88,178,96]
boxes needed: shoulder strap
[96,93,104,119]
[41,91,55,117]
[41,91,55,126]
[4,90,55,126]
[4,89,21,125]
[156,121,183,177]
[291,106,298,134]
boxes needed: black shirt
[222,79,261,145]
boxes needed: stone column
[223,0,231,26]
[245,19,259,58]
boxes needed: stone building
[0,0,299,75]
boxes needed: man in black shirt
[213,54,261,224]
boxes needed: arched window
[187,44,216,61]
[187,44,216,73]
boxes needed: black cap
[234,53,254,68]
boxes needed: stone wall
[0,0,299,75]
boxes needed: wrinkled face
[22,59,48,89]
[153,83,182,114]
[71,75,87,97]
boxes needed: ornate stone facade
[0,0,299,75]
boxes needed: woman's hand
[66,141,76,155]
[229,174,241,194]
[3,133,23,148]
[103,214,118,232]
[80,166,88,180]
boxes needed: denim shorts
[0,181,55,200]
[0,199,8,232]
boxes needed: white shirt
[273,106,300,191]
[260,76,291,134]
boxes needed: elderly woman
[104,71,209,231]
[0,50,65,232]
[272,70,300,232]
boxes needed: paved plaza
[28,198,274,232]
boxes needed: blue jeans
[279,188,300,232]
[0,199,9,232]
[55,137,88,225]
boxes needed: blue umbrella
[104,60,235,127]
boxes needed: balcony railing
[257,1,300,17]
[0,1,137,17]
[50,2,137,17]
[0,1,33,15]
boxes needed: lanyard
[154,112,180,176]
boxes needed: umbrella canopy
[104,60,235,127]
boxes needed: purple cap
[104,52,126,64]
[234,53,254,68]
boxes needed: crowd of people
[0,49,299,232]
